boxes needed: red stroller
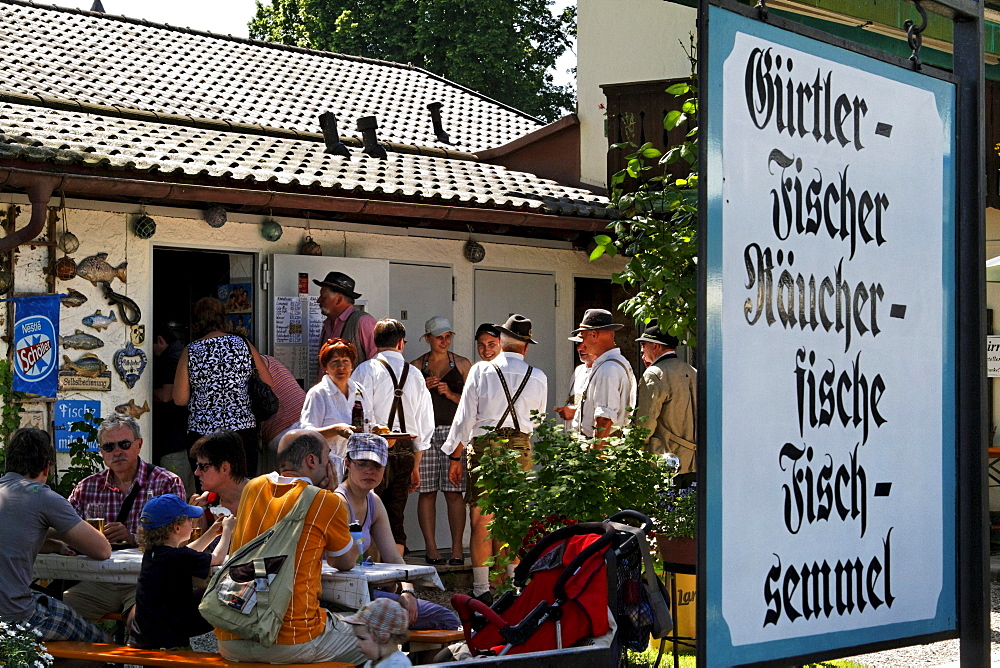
[452,510,666,660]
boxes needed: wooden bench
[45,641,353,667]
[406,628,465,656]
[407,629,464,645]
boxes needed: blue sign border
[704,5,957,664]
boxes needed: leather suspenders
[491,363,534,432]
[376,357,410,433]
[579,357,633,435]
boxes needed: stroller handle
[608,510,654,534]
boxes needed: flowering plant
[652,480,697,540]
[0,621,53,668]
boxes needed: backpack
[198,483,320,646]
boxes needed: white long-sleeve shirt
[571,347,636,437]
[442,352,548,456]
[351,350,434,452]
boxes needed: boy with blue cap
[128,493,235,649]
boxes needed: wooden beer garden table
[34,549,444,610]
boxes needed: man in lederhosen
[351,319,434,558]
[569,309,636,440]
[443,314,547,602]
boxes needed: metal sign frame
[696,0,986,665]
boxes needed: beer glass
[85,504,105,533]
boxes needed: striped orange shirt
[215,474,352,645]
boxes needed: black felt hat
[313,271,362,299]
[495,314,538,345]
[635,319,679,348]
[570,309,624,336]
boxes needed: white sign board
[988,336,1000,378]
[704,6,956,664]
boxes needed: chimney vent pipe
[318,112,350,158]
[427,102,450,144]
[356,116,388,160]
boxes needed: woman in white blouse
[300,338,374,479]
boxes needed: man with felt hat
[634,319,697,476]
[569,309,636,439]
[442,314,548,602]
[315,271,378,371]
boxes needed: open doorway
[574,277,639,372]
[152,248,259,347]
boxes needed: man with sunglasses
[65,413,185,622]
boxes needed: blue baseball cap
[140,494,204,529]
[347,433,388,466]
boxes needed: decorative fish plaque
[113,341,147,389]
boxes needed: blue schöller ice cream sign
[11,295,61,397]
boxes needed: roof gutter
[0,167,607,233]
[0,174,59,254]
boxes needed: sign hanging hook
[904,1,928,71]
[755,0,768,21]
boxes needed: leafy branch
[50,412,103,498]
[0,359,25,472]
[592,48,699,344]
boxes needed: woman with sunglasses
[300,338,374,481]
[334,433,459,631]
[188,431,249,525]
[173,297,273,477]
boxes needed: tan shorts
[464,428,532,506]
[218,611,366,664]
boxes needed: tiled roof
[0,100,609,218]
[0,0,543,153]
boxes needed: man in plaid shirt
[64,413,185,622]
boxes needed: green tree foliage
[250,0,575,121]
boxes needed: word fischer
[768,151,889,261]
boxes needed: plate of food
[370,425,415,441]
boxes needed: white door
[269,255,389,385]
[390,263,458,554]
[388,263,454,344]
[475,269,557,410]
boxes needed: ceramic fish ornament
[115,398,150,419]
[61,353,107,377]
[60,329,104,350]
[100,282,141,326]
[60,288,88,308]
[76,253,127,285]
[82,309,117,331]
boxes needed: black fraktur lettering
[768,150,889,261]
[778,442,868,537]
[743,244,884,353]
[763,528,894,626]
[745,47,868,151]
[794,348,887,446]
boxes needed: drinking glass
[85,504,105,533]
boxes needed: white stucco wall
[1,196,624,468]
[577,0,697,188]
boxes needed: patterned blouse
[186,335,255,434]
